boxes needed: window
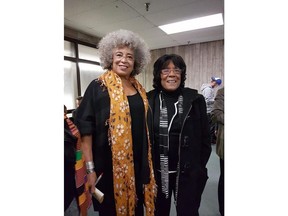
[64,37,101,110]
[64,40,75,57]
[79,63,104,94]
[78,44,100,62]
[64,61,77,109]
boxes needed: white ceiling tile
[122,0,199,14]
[64,0,116,17]
[64,0,224,49]
[169,26,224,45]
[97,16,155,34]
[146,0,224,26]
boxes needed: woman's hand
[87,171,97,193]
[81,135,95,193]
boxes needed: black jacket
[147,88,211,215]
[75,78,151,211]
[75,79,114,210]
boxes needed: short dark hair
[152,54,187,91]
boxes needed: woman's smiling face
[112,46,135,79]
[160,61,181,92]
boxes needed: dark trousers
[155,172,177,216]
[207,113,217,144]
[218,158,224,216]
[155,172,200,216]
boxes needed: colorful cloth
[65,115,91,216]
[99,70,156,216]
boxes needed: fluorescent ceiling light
[159,13,223,34]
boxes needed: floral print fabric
[99,70,156,216]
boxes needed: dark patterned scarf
[159,92,183,198]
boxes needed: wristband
[86,161,95,170]
[86,169,95,174]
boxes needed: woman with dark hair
[147,54,211,216]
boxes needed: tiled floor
[88,145,222,216]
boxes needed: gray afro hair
[98,29,151,76]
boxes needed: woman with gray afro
[98,29,151,76]
[75,29,157,216]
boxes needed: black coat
[75,79,115,211]
[147,88,211,215]
[75,79,151,213]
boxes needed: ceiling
[64,0,224,50]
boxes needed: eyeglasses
[161,68,182,75]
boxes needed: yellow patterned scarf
[99,70,156,216]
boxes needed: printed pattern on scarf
[158,92,183,199]
[65,115,92,216]
[99,70,156,216]
[159,93,169,198]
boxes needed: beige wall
[142,40,224,92]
